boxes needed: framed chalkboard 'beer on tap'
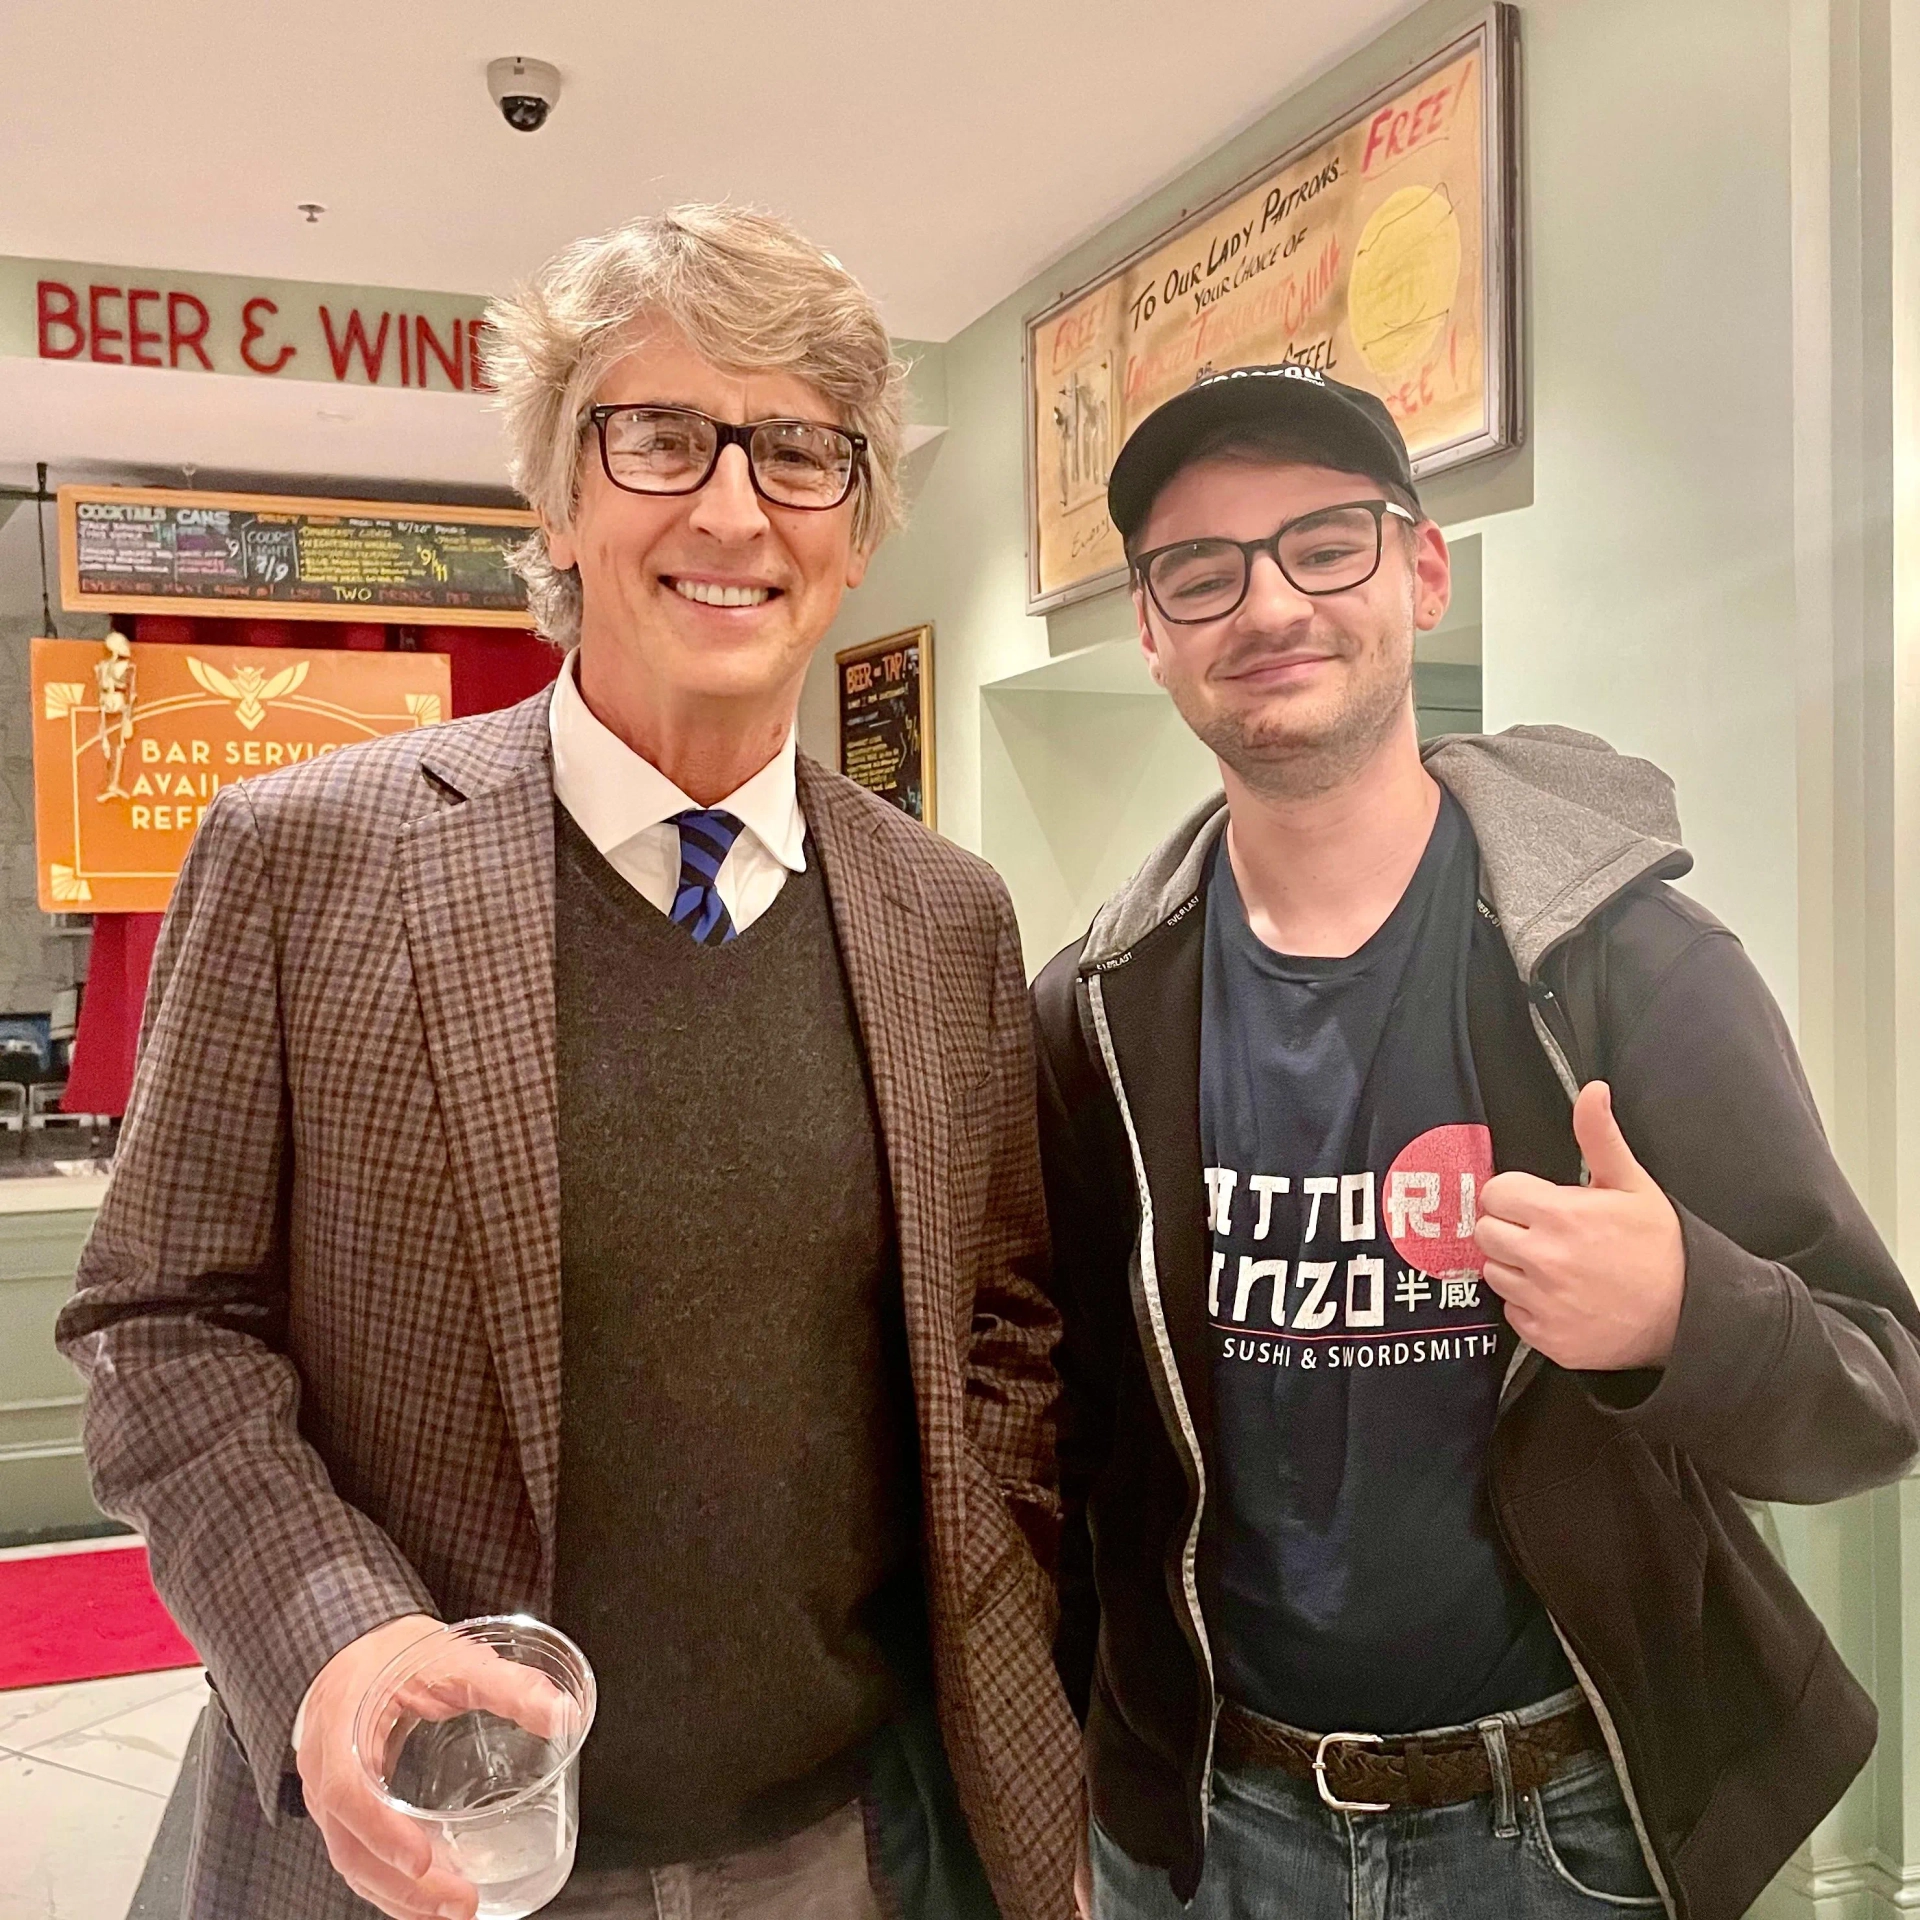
[835,624,934,829]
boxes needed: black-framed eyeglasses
[587,404,867,511]
[1132,499,1419,625]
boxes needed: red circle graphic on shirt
[1383,1123,1494,1276]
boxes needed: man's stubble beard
[1179,614,1418,803]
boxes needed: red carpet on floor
[0,1544,200,1691]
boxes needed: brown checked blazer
[58,689,1081,1920]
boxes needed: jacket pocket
[1497,1385,1714,1832]
[958,1441,1046,1627]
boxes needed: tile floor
[0,1540,202,1920]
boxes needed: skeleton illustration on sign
[91,632,138,801]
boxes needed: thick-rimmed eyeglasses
[1132,499,1419,625]
[587,404,868,511]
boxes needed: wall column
[1759,1,1920,1912]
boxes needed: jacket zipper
[1548,1627,1678,1918]
[1084,969,1221,1836]
[1509,996,1677,1918]
[1493,988,1575,1414]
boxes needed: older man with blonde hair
[61,205,1080,1920]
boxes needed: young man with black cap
[1033,365,1920,1918]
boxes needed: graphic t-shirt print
[1206,1120,1497,1373]
[1197,794,1573,1731]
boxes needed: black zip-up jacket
[1032,728,1920,1919]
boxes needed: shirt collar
[548,650,806,871]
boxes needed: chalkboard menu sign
[59,485,536,627]
[836,625,934,827]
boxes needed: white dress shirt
[548,650,807,932]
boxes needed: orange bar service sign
[32,637,451,912]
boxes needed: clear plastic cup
[353,1616,596,1920]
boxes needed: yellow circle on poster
[1349,186,1463,378]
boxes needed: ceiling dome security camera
[488,56,561,132]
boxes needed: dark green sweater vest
[550,806,918,1866]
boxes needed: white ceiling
[1,0,1421,344]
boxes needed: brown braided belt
[1216,1696,1603,1813]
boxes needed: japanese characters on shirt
[1205,1119,1497,1371]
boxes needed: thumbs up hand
[1474,1082,1686,1372]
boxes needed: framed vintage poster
[59,484,536,627]
[31,635,452,911]
[836,625,934,828]
[1024,5,1520,612]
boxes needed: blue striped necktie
[669,808,746,945]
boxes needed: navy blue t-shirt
[1199,792,1571,1734]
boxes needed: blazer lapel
[798,761,956,1395]
[399,704,562,1585]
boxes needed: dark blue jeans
[1091,1692,1662,1919]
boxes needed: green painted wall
[800,0,1920,1910]
[803,0,1804,1023]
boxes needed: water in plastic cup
[354,1616,596,1920]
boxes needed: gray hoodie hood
[1081,725,1690,983]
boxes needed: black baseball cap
[1106,364,1419,546]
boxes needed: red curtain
[63,619,559,1117]
[61,912,163,1116]
[417,625,565,713]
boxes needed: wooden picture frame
[835,624,935,828]
[59,483,537,627]
[1023,5,1521,613]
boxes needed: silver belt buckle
[1312,1730,1392,1814]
